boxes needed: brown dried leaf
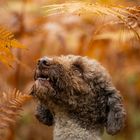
[0,89,32,129]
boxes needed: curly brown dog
[31,55,126,140]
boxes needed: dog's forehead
[58,55,96,66]
[53,55,80,64]
[60,55,79,62]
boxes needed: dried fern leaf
[0,26,26,66]
[94,29,139,42]
[0,26,26,49]
[0,46,15,67]
[0,89,32,129]
[43,2,140,39]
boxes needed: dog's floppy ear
[105,87,126,135]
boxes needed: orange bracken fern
[0,26,26,67]
[43,2,140,39]
[0,89,32,129]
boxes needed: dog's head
[31,55,93,102]
[31,55,126,135]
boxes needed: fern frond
[43,2,140,39]
[0,26,26,66]
[0,89,32,129]
[0,26,25,49]
[94,29,140,42]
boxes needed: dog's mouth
[34,71,52,86]
[36,74,50,82]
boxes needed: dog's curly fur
[31,55,126,140]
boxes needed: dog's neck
[53,111,103,140]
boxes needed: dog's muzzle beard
[31,75,54,101]
[31,57,56,101]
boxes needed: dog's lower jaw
[53,111,103,140]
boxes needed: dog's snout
[38,57,52,68]
[38,59,47,66]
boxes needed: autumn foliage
[0,0,140,140]
[0,89,31,129]
[0,26,26,67]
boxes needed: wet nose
[37,57,52,68]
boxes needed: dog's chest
[53,112,102,140]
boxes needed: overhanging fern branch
[42,2,140,39]
[0,25,26,67]
[0,26,26,49]
[0,89,32,129]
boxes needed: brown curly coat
[31,55,126,140]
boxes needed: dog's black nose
[38,57,52,68]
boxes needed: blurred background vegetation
[0,0,140,140]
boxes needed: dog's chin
[30,77,55,101]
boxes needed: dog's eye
[72,63,83,76]
[74,69,82,76]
